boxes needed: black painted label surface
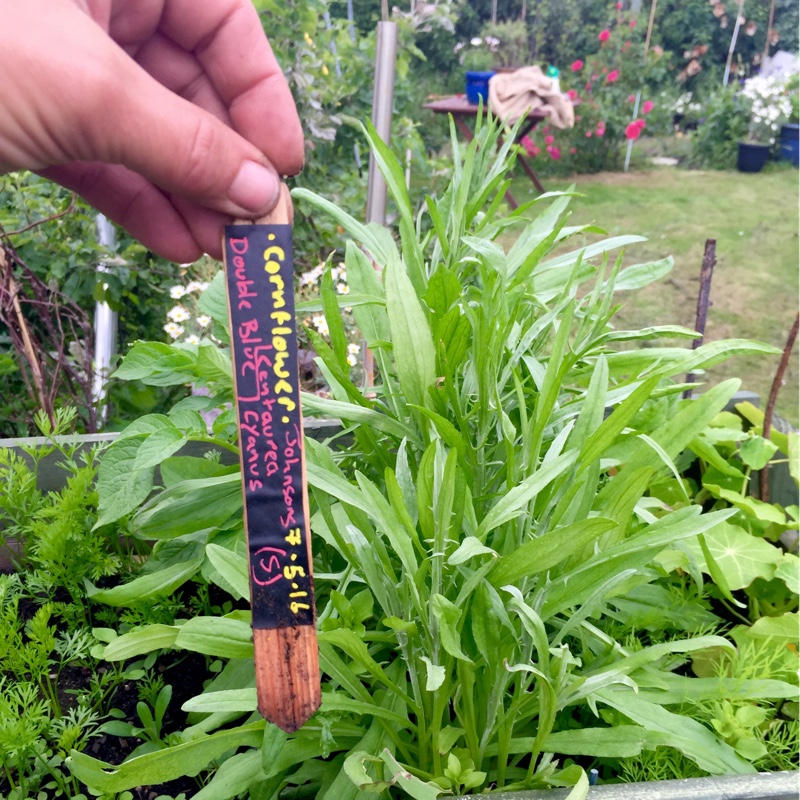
[224,224,314,630]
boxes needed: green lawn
[506,165,799,425]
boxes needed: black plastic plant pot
[737,141,771,173]
[779,123,799,167]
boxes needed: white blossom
[197,314,212,327]
[185,334,201,345]
[311,314,329,337]
[164,322,185,339]
[167,305,191,322]
[169,285,186,299]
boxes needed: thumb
[83,55,282,218]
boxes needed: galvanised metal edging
[456,771,800,800]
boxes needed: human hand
[0,0,303,261]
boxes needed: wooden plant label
[222,185,321,732]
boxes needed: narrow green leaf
[205,543,250,601]
[490,518,616,587]
[384,250,436,410]
[476,451,578,540]
[66,721,264,792]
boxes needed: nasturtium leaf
[680,522,783,590]
[739,435,779,470]
[745,612,799,641]
[704,485,786,525]
[775,553,800,594]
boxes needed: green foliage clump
[68,116,796,799]
[690,85,749,169]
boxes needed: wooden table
[423,95,549,207]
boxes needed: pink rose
[550,146,561,160]
[625,119,645,139]
[629,19,636,27]
[542,125,550,133]
[642,100,654,114]
[570,147,577,154]
[567,89,578,100]
[606,69,620,83]
[599,29,611,41]
[545,135,554,145]
[616,1,622,8]
[624,122,641,140]
[628,94,635,102]
[585,82,592,91]
[586,131,593,137]
[596,124,606,136]
[521,135,536,157]
[571,59,584,71]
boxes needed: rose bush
[519,8,669,175]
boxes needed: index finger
[119,0,304,177]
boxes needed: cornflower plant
[68,114,790,800]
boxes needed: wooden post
[683,239,717,397]
[223,185,321,733]
[760,314,799,502]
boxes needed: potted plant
[459,37,495,104]
[480,20,530,72]
[778,73,799,167]
[737,75,792,173]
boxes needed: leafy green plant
[67,114,792,799]
[0,408,137,619]
[690,84,749,169]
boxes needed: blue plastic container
[779,123,799,167]
[465,71,495,105]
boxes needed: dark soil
[80,651,210,799]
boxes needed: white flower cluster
[299,262,361,369]
[672,92,702,116]
[298,262,349,294]
[164,277,214,342]
[741,75,792,143]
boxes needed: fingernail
[229,161,279,213]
